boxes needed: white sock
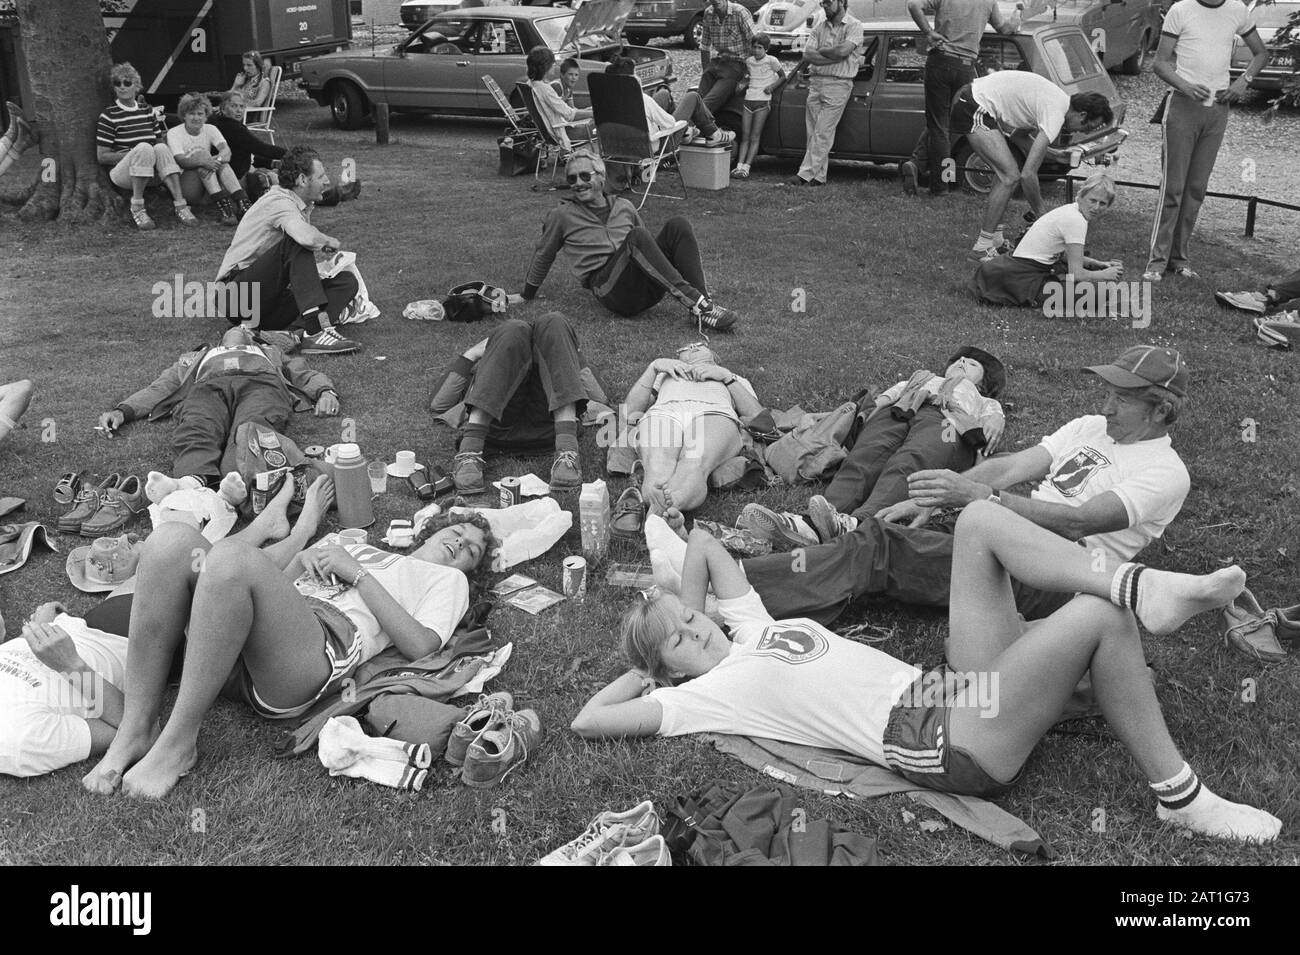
[325,752,428,791]
[1111,562,1246,635]
[1152,764,1281,843]
[145,471,202,505]
[218,472,248,506]
[319,715,432,769]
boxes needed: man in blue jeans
[900,0,1019,196]
[739,346,1192,626]
[697,0,757,115]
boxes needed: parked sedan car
[625,0,766,49]
[1024,0,1160,75]
[754,0,907,53]
[716,19,1128,191]
[302,1,672,128]
[1230,0,1299,92]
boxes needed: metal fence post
[1246,197,1257,238]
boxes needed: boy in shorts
[733,33,786,179]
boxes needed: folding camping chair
[244,65,283,144]
[515,81,595,188]
[483,74,535,138]
[587,72,687,210]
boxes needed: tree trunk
[6,0,120,222]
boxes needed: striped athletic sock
[1150,762,1201,810]
[460,421,489,455]
[1109,561,1146,610]
[554,418,579,454]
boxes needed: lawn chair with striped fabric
[482,74,535,138]
[244,65,283,144]
[586,72,687,210]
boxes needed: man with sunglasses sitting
[516,151,740,332]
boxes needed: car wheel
[684,14,704,50]
[330,80,368,130]
[1119,30,1150,75]
[952,141,995,195]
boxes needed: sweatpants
[465,312,588,447]
[221,235,359,332]
[824,406,976,522]
[1146,92,1229,275]
[740,515,1072,626]
[171,375,291,482]
[588,218,707,316]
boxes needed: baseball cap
[1085,345,1188,397]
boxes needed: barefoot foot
[1135,566,1247,635]
[120,739,197,800]
[145,471,202,505]
[83,725,159,795]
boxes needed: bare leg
[946,511,1281,841]
[968,127,1019,237]
[637,415,685,516]
[120,539,331,799]
[130,175,148,202]
[0,379,34,443]
[661,415,743,512]
[83,522,212,794]
[160,171,186,204]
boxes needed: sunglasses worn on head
[675,339,709,354]
[566,170,596,184]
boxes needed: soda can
[303,445,325,460]
[499,476,521,509]
[562,556,587,601]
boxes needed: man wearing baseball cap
[730,344,1191,628]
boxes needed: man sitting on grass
[95,325,339,506]
[428,312,611,495]
[689,345,1191,627]
[216,145,361,355]
[515,150,740,332]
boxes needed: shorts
[742,100,771,114]
[638,400,739,451]
[882,667,1021,798]
[949,84,998,137]
[222,597,364,720]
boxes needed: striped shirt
[96,101,164,152]
[807,14,866,79]
[701,2,755,60]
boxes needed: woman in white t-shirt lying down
[622,342,764,517]
[574,501,1282,844]
[82,476,496,800]
[0,603,128,778]
[972,172,1124,307]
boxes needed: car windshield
[1041,32,1101,84]
[1249,1,1300,29]
[534,13,617,52]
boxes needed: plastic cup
[367,461,388,494]
[338,528,367,546]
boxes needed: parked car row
[303,1,1129,193]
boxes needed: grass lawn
[0,93,1297,866]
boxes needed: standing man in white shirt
[786,0,865,186]
[1144,0,1267,282]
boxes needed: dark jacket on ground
[212,113,286,179]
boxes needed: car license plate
[771,11,785,25]
[1271,52,1293,67]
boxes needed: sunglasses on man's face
[113,80,136,88]
[566,170,597,184]
[675,339,710,354]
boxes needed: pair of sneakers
[1222,589,1300,663]
[297,326,360,355]
[444,692,543,789]
[537,800,670,866]
[691,295,739,332]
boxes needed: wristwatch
[723,375,738,386]
[986,490,1002,505]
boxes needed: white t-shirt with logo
[650,589,920,765]
[294,543,469,662]
[1163,0,1254,92]
[972,71,1070,140]
[166,122,229,161]
[1012,202,1090,265]
[1031,415,1190,561]
[0,614,128,778]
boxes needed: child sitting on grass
[732,34,786,180]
